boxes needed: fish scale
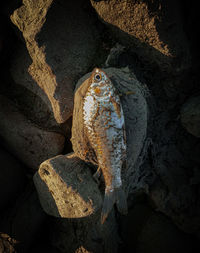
[82,68,127,223]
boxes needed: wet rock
[0,146,26,211]
[0,185,47,253]
[10,0,100,123]
[91,0,191,74]
[0,94,65,169]
[72,67,149,195]
[180,96,200,137]
[33,153,102,218]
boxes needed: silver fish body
[83,68,127,223]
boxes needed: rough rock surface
[0,233,17,253]
[90,0,191,74]
[180,96,200,137]
[72,67,149,195]
[119,201,196,253]
[34,153,102,218]
[0,146,26,211]
[10,0,100,123]
[50,210,119,253]
[0,94,65,169]
[0,185,47,252]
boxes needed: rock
[72,67,149,195]
[33,153,102,218]
[10,0,100,123]
[50,210,119,253]
[0,233,17,253]
[0,185,47,253]
[0,146,26,211]
[119,202,196,253]
[136,212,193,253]
[0,94,65,169]
[90,0,191,74]
[180,96,200,137]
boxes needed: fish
[82,68,128,223]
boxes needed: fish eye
[94,73,102,82]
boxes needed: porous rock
[0,146,26,211]
[0,94,65,169]
[91,0,191,74]
[33,153,102,218]
[180,96,200,137]
[10,0,100,123]
[72,67,149,195]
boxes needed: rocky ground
[0,0,200,252]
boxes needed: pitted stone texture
[34,153,102,218]
[91,0,191,74]
[0,94,65,169]
[11,0,100,123]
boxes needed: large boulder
[10,0,100,123]
[0,94,65,169]
[33,153,102,218]
[180,96,200,137]
[90,0,191,74]
[0,146,26,211]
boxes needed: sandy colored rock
[91,0,191,73]
[10,0,100,123]
[180,96,200,137]
[0,94,65,169]
[34,153,102,218]
[0,146,26,211]
[72,67,149,194]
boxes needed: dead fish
[83,68,128,223]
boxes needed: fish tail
[101,187,128,224]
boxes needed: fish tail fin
[101,187,128,224]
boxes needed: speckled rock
[0,146,26,211]
[90,0,191,73]
[10,0,100,123]
[180,96,200,137]
[33,153,102,218]
[0,94,65,169]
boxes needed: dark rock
[33,153,102,218]
[0,185,47,253]
[0,146,26,211]
[0,94,65,170]
[91,0,191,74]
[10,0,100,123]
[180,96,200,137]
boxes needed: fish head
[89,68,114,99]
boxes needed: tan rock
[91,0,191,73]
[0,94,65,169]
[10,0,100,123]
[33,153,102,218]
